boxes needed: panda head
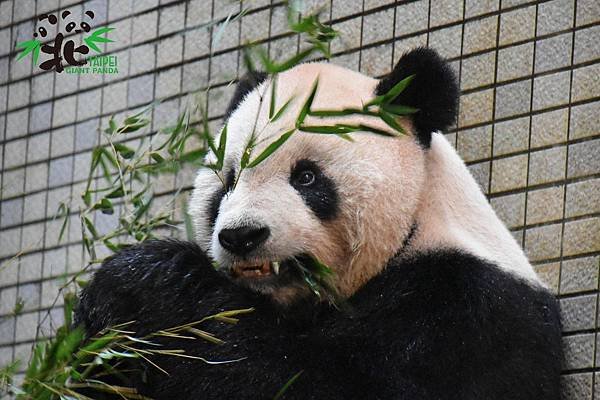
[190,48,533,305]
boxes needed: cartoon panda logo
[16,9,113,73]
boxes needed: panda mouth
[231,260,281,278]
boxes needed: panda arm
[75,239,246,336]
[74,240,370,400]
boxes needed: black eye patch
[208,168,235,228]
[290,159,339,221]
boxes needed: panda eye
[296,170,315,186]
[66,22,76,32]
[80,22,91,32]
[290,159,339,220]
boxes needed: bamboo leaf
[381,103,419,115]
[296,78,319,128]
[93,198,114,215]
[247,129,295,168]
[83,217,99,239]
[352,123,398,137]
[274,371,304,400]
[118,121,149,134]
[299,125,358,134]
[269,74,277,120]
[308,108,376,117]
[270,96,294,123]
[107,118,117,134]
[380,74,415,104]
[217,124,228,168]
[82,191,92,207]
[150,152,165,163]
[179,149,207,163]
[378,109,405,134]
[269,48,315,73]
[106,187,126,199]
[113,143,135,159]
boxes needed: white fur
[410,132,541,283]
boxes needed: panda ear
[224,71,268,119]
[376,47,458,147]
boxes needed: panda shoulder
[355,249,560,327]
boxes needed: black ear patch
[376,48,458,147]
[224,71,268,120]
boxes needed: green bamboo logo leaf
[15,39,41,64]
[84,26,115,53]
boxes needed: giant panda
[75,48,563,399]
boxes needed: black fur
[290,159,339,221]
[208,186,226,228]
[376,48,459,147]
[224,71,268,119]
[76,240,562,399]
[208,168,235,228]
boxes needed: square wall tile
[491,154,528,193]
[566,179,600,218]
[528,146,567,186]
[497,42,533,82]
[463,16,497,55]
[495,80,531,119]
[459,89,494,127]
[532,70,570,111]
[570,102,599,140]
[571,63,600,103]
[576,0,600,26]
[395,0,429,36]
[537,0,574,36]
[429,0,463,27]
[561,373,592,400]
[499,5,536,46]
[491,192,525,228]
[493,117,529,156]
[525,223,562,261]
[531,108,568,148]
[457,125,492,162]
[568,139,600,178]
[560,256,599,294]
[563,217,600,257]
[460,51,495,90]
[526,185,564,225]
[534,262,560,293]
[429,24,463,59]
[534,33,573,73]
[362,8,394,45]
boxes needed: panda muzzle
[232,260,279,278]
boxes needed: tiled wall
[0,0,598,397]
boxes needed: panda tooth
[272,261,280,275]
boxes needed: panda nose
[218,226,270,255]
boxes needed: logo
[16,9,117,74]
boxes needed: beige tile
[464,16,498,54]
[563,218,600,256]
[491,154,528,192]
[526,186,564,225]
[499,5,536,46]
[459,89,494,127]
[525,223,562,261]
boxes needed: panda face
[189,63,426,304]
